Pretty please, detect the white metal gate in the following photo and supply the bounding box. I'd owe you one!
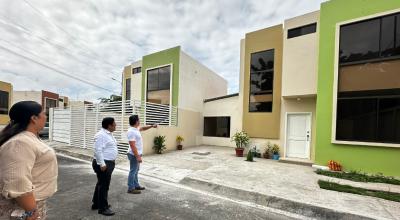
[49,100,178,154]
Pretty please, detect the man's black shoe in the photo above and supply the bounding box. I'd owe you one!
[92,204,111,210]
[135,186,145,190]
[98,208,115,216]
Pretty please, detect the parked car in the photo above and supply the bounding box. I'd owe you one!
[39,122,49,138]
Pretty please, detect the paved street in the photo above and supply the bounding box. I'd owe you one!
[47,156,298,220]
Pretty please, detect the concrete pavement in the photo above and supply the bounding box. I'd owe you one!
[48,155,301,220]
[49,142,400,220]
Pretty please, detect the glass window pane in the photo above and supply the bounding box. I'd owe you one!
[395,15,400,55]
[251,50,274,72]
[381,15,396,57]
[147,69,158,91]
[125,78,131,100]
[378,97,400,143]
[203,117,230,137]
[0,91,9,114]
[336,98,377,142]
[158,66,171,90]
[249,102,272,112]
[339,19,380,63]
[288,23,317,39]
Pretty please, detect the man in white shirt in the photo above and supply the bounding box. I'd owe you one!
[92,117,117,216]
[126,115,157,194]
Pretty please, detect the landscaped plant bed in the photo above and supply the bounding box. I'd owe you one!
[316,169,400,185]
[318,180,400,203]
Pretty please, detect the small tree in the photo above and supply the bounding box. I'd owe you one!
[153,136,166,154]
[246,148,254,162]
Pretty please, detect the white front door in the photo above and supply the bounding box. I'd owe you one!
[286,113,311,159]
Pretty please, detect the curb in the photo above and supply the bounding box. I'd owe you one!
[180,177,375,220]
[55,148,93,162]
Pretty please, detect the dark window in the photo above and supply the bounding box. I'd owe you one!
[147,66,171,92]
[0,90,9,114]
[336,13,400,144]
[203,117,230,138]
[287,23,317,39]
[125,78,131,100]
[340,12,400,63]
[133,67,142,74]
[249,49,274,112]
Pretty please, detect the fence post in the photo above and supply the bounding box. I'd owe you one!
[95,104,99,132]
[169,105,172,126]
[121,100,125,136]
[49,108,54,141]
[144,101,147,125]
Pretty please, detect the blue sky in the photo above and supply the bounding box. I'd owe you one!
[0,0,326,101]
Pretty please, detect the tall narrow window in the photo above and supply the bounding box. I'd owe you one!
[146,65,171,105]
[125,78,131,100]
[249,49,274,112]
[0,90,9,114]
[336,12,400,144]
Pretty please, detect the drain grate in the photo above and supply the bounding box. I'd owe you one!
[192,152,211,156]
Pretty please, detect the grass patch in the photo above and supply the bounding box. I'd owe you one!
[318,180,400,202]
[316,169,400,185]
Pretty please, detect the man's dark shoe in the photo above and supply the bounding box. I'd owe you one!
[98,208,115,216]
[92,204,111,210]
[127,189,141,194]
[135,186,145,190]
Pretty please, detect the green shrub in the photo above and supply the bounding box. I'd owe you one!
[153,135,166,154]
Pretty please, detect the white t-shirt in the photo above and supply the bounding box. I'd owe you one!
[127,127,143,155]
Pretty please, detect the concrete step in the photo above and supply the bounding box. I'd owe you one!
[279,158,313,167]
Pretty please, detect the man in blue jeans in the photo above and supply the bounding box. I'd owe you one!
[126,115,157,194]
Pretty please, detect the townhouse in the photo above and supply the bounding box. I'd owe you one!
[0,81,12,129]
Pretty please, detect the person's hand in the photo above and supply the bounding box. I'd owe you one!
[100,165,107,172]
[152,124,158,128]
[136,155,143,163]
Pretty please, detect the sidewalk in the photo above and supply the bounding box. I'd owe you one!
[49,142,400,220]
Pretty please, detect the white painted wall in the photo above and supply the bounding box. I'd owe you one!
[202,95,242,147]
[178,51,227,112]
[13,91,41,104]
[282,11,319,97]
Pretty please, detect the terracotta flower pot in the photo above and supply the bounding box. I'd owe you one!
[235,148,244,157]
[177,145,183,150]
[263,153,269,159]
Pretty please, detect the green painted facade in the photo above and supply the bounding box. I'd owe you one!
[315,0,400,177]
[141,46,180,107]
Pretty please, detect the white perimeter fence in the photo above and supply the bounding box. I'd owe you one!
[49,100,178,154]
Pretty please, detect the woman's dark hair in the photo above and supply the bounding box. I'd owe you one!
[0,101,43,146]
[129,115,139,126]
[102,117,115,129]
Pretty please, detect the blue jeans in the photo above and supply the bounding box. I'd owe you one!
[127,153,140,190]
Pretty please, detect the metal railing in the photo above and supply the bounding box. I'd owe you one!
[50,100,178,154]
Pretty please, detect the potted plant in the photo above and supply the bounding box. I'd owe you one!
[231,131,250,157]
[153,135,166,154]
[176,135,184,150]
[263,142,272,159]
[252,146,261,158]
[271,144,280,160]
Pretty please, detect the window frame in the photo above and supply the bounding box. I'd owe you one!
[132,67,142,74]
[125,78,131,100]
[249,49,275,113]
[145,64,173,105]
[203,116,231,138]
[331,8,400,148]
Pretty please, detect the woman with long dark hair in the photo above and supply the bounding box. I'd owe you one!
[0,101,58,220]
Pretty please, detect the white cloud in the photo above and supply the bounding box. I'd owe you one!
[0,0,325,102]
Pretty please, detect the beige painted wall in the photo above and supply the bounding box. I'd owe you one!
[0,81,12,125]
[179,51,227,112]
[131,61,142,101]
[242,25,283,139]
[282,11,319,97]
[280,97,317,161]
[202,95,242,148]
[13,91,41,105]
[139,108,203,155]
